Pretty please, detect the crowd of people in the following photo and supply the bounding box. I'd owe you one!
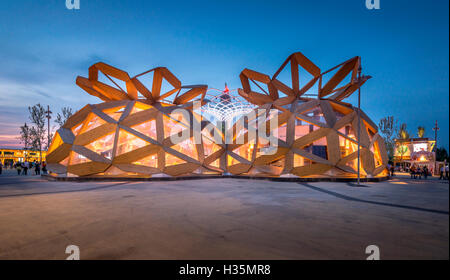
[0,160,48,176]
[409,165,430,179]
[384,162,449,181]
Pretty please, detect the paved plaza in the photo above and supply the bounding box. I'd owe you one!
[0,169,448,259]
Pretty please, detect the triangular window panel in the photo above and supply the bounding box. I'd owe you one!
[83,114,106,133]
[256,137,278,157]
[165,153,186,166]
[202,126,223,144]
[338,125,356,141]
[227,154,240,166]
[339,135,358,158]
[345,159,367,176]
[60,156,70,167]
[69,151,91,165]
[232,139,255,162]
[202,135,221,157]
[116,129,149,156]
[103,166,137,176]
[131,120,157,140]
[130,102,153,115]
[103,106,126,121]
[301,105,326,124]
[72,122,83,136]
[293,153,313,167]
[366,126,376,143]
[371,141,383,168]
[233,125,248,145]
[273,124,287,142]
[208,158,221,168]
[85,132,115,159]
[295,121,318,140]
[133,154,158,168]
[48,133,63,154]
[163,114,189,138]
[302,136,328,160]
[171,137,198,161]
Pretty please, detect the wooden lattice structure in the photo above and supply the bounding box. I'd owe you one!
[47,53,388,178]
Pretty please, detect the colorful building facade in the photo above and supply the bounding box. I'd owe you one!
[393,138,436,173]
[0,148,47,167]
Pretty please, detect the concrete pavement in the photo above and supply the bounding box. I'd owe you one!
[0,171,448,259]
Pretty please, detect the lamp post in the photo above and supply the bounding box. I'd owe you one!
[45,105,52,153]
[432,120,439,175]
[357,64,362,186]
[433,120,439,149]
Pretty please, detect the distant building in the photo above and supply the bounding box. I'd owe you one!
[0,148,47,166]
[393,138,436,173]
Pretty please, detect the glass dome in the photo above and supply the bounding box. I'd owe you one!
[201,84,255,123]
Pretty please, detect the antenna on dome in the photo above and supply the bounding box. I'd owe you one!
[224,83,229,94]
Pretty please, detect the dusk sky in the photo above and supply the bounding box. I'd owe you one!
[0,0,448,149]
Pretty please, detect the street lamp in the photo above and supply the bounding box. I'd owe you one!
[45,105,52,154]
[357,64,362,186]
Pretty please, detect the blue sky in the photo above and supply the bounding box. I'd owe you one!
[0,0,448,149]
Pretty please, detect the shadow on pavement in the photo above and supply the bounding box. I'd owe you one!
[298,182,449,215]
[0,182,130,198]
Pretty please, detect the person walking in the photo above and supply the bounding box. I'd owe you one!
[440,165,445,180]
[410,165,415,179]
[0,161,3,175]
[42,161,48,175]
[446,165,449,180]
[423,166,428,179]
[16,162,22,175]
[23,161,29,175]
[417,167,422,179]
[35,162,41,175]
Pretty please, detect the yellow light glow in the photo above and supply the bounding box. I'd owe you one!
[391,181,408,185]
[419,155,426,161]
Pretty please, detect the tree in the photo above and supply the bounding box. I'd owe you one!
[395,123,410,167]
[397,123,410,140]
[436,147,449,162]
[55,107,73,127]
[417,126,425,138]
[19,123,31,161]
[378,116,398,160]
[28,104,47,162]
[19,123,31,149]
[396,144,409,163]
